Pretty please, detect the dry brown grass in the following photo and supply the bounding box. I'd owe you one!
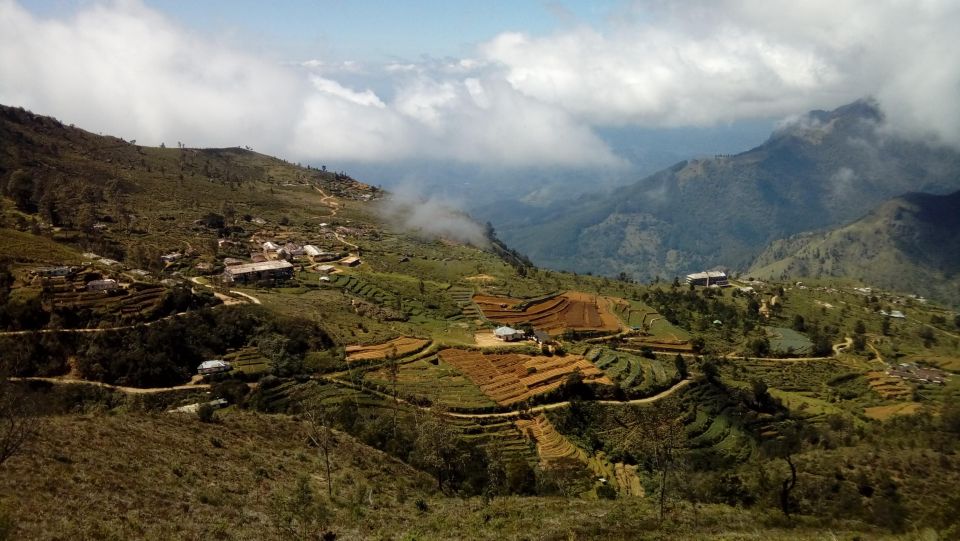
[0,411,434,540]
[863,402,922,420]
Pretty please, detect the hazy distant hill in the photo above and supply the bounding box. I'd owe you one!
[750,190,960,305]
[496,100,960,282]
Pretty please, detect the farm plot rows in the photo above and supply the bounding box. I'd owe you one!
[515,414,612,487]
[515,414,586,465]
[681,384,762,463]
[51,286,167,317]
[438,349,612,405]
[865,371,913,400]
[222,347,270,376]
[448,286,481,321]
[588,348,679,393]
[363,354,497,409]
[730,358,853,394]
[263,380,536,464]
[328,273,397,305]
[346,337,431,362]
[473,291,621,336]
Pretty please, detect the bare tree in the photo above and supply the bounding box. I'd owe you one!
[0,374,40,468]
[609,399,687,523]
[302,398,337,499]
[387,345,400,438]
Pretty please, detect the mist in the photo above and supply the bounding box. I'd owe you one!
[377,185,490,248]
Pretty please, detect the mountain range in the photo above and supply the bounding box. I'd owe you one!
[491,100,960,290]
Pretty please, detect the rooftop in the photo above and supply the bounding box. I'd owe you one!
[224,260,293,275]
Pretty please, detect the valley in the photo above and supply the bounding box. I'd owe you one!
[0,105,959,540]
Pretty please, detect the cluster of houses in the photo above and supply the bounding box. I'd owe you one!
[30,266,123,293]
[887,362,948,385]
[220,239,361,284]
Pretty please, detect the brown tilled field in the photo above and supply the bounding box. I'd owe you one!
[346,337,431,362]
[515,414,585,465]
[473,291,621,336]
[437,348,611,405]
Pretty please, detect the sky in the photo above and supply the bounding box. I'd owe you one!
[2,0,960,170]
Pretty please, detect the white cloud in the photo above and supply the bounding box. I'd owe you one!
[0,0,620,167]
[1,0,959,170]
[480,0,960,146]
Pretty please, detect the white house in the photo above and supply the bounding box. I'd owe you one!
[494,326,525,342]
[198,359,232,375]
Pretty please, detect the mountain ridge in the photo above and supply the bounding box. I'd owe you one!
[494,99,960,283]
[749,189,960,306]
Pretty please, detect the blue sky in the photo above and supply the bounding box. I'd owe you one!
[25,0,619,61]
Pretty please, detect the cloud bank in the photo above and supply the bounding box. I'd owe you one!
[1,0,959,169]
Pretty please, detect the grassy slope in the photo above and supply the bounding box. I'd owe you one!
[0,411,897,541]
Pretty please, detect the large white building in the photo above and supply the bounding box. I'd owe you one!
[222,260,293,284]
[685,271,729,287]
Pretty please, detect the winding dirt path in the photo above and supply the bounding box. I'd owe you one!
[319,373,693,420]
[313,185,359,253]
[11,376,211,394]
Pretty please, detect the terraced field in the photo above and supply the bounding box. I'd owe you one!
[587,347,679,393]
[613,462,644,497]
[363,354,497,409]
[448,286,481,321]
[261,380,536,464]
[473,291,621,336]
[515,415,612,488]
[865,371,913,400]
[328,273,398,305]
[222,347,270,376]
[728,358,853,393]
[515,414,586,465]
[49,284,168,320]
[678,384,769,464]
[438,349,612,405]
[346,337,431,362]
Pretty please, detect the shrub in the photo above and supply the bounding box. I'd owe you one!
[597,483,617,500]
[197,403,216,423]
[414,498,429,513]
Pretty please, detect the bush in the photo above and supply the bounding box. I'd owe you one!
[197,403,216,423]
[212,380,250,404]
[597,483,617,500]
[414,498,429,513]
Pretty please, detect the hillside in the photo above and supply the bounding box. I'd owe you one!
[494,99,960,282]
[749,190,960,306]
[2,104,960,540]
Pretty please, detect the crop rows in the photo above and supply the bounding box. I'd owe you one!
[329,274,395,304]
[473,291,621,335]
[346,337,431,362]
[438,348,611,405]
[586,347,678,393]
